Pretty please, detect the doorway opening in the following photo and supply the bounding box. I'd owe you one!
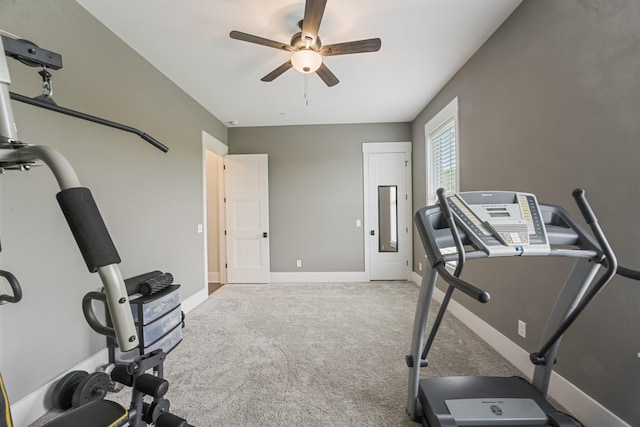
[203,131,228,294]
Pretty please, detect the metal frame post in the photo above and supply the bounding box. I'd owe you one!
[0,37,18,143]
[406,267,438,421]
[531,259,600,395]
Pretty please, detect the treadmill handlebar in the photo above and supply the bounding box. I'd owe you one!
[572,188,598,225]
[572,189,617,269]
[436,188,466,277]
[573,189,640,280]
[598,257,640,280]
[435,263,490,303]
[533,189,618,362]
[436,188,453,220]
[617,265,640,280]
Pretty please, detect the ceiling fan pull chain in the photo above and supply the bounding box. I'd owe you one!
[304,74,309,106]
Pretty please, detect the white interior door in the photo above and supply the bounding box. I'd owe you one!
[224,154,270,283]
[365,145,412,280]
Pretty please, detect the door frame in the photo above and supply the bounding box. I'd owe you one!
[202,130,228,286]
[362,142,413,281]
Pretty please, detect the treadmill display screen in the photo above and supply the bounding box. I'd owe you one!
[489,212,511,218]
[446,191,550,257]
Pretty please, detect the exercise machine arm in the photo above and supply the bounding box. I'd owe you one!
[0,144,139,351]
[8,92,168,153]
[434,264,490,303]
[0,270,21,304]
[1,35,167,153]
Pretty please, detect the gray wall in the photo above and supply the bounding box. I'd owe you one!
[412,1,639,424]
[229,124,411,273]
[0,0,226,402]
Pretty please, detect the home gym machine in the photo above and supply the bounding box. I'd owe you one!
[0,33,191,426]
[406,188,639,426]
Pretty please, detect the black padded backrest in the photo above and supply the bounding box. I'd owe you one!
[56,187,121,272]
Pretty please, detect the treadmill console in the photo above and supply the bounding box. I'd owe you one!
[446,191,550,257]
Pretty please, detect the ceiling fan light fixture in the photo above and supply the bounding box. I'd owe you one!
[291,49,322,74]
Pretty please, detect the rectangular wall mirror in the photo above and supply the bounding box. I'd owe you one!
[378,185,398,252]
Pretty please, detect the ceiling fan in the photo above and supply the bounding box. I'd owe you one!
[230,0,381,87]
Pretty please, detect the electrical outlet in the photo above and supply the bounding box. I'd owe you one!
[518,320,526,338]
[296,259,302,268]
[419,262,422,271]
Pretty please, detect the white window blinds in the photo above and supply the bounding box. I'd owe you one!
[427,117,457,205]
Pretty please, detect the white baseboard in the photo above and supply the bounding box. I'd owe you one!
[11,349,110,427]
[409,271,630,427]
[182,286,209,314]
[208,271,220,283]
[270,271,368,283]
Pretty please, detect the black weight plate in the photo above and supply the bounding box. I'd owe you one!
[51,370,89,410]
[71,372,110,408]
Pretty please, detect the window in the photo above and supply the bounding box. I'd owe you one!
[425,97,459,205]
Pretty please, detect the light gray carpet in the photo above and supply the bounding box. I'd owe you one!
[31,281,525,426]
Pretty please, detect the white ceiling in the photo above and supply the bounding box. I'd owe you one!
[76,0,522,128]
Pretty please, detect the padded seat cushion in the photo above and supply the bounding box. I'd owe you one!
[44,400,127,427]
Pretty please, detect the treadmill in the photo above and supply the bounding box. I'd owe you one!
[406,188,638,426]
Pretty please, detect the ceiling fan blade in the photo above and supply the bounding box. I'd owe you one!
[302,0,327,43]
[261,60,294,82]
[320,38,382,56]
[315,63,339,87]
[230,30,293,52]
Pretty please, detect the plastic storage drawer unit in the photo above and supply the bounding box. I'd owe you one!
[131,285,181,325]
[108,285,183,363]
[114,322,183,363]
